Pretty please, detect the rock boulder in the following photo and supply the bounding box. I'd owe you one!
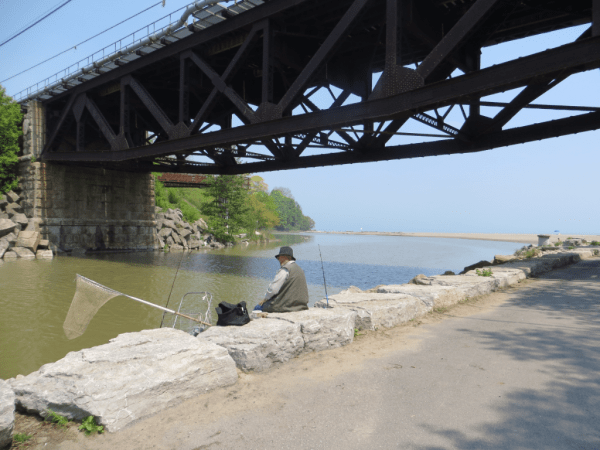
[315,292,429,330]
[266,308,358,352]
[10,328,237,432]
[36,250,54,259]
[198,319,304,372]
[0,380,15,449]
[16,231,40,253]
[0,219,16,238]
[12,247,36,259]
[5,191,20,204]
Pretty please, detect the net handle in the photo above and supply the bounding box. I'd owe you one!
[77,275,212,328]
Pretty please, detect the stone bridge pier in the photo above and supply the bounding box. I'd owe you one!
[18,101,157,252]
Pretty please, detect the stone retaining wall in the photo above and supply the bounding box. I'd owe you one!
[2,248,598,439]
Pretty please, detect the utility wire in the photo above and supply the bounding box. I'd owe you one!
[0,0,75,49]
[1,1,163,84]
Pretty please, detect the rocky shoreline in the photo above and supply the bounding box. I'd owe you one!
[1,243,599,444]
[0,190,53,261]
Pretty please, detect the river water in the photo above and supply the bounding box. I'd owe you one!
[0,233,520,379]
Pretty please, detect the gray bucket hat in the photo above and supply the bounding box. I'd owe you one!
[275,246,296,261]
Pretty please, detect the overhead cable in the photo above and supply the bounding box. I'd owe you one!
[0,0,75,49]
[1,1,163,84]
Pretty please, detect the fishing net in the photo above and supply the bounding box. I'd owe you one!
[64,274,212,340]
[63,275,122,340]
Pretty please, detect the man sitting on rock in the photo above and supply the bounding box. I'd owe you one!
[255,246,309,313]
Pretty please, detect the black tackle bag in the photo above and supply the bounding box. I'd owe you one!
[216,301,250,326]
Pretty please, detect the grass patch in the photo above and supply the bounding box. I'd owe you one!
[591,241,600,246]
[554,242,562,247]
[353,328,364,338]
[13,432,33,443]
[568,246,575,250]
[45,410,69,429]
[476,268,493,277]
[79,416,104,436]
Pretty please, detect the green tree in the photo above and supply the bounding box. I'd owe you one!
[270,189,315,231]
[0,85,22,194]
[201,175,250,242]
[248,191,280,231]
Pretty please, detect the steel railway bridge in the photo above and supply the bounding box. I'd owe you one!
[23,0,600,175]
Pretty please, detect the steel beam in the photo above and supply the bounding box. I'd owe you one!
[144,111,600,174]
[45,0,313,105]
[417,0,502,80]
[595,0,600,37]
[277,0,373,115]
[41,36,600,163]
[42,93,76,155]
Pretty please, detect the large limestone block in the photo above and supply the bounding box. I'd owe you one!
[494,254,518,264]
[198,319,304,372]
[0,195,7,209]
[195,218,208,230]
[266,308,358,352]
[2,251,17,260]
[411,275,498,299]
[501,253,581,277]
[376,284,463,308]
[10,329,237,433]
[5,191,20,204]
[163,218,177,229]
[16,230,40,253]
[12,213,28,228]
[0,380,15,449]
[158,227,172,238]
[315,292,429,330]
[172,232,182,245]
[12,247,36,259]
[38,239,49,249]
[179,228,192,239]
[0,219,16,237]
[36,250,54,259]
[5,203,23,216]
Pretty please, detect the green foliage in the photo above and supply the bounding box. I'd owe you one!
[476,268,493,277]
[201,175,251,242]
[354,328,364,337]
[591,241,600,246]
[79,416,104,435]
[0,85,22,194]
[554,241,562,247]
[568,246,575,250]
[247,191,279,231]
[153,174,204,223]
[270,189,315,231]
[13,433,33,443]
[46,409,69,428]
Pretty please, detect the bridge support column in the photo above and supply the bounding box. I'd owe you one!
[18,102,157,253]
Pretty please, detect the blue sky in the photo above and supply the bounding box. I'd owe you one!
[1,1,598,234]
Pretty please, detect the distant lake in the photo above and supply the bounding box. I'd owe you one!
[0,233,520,379]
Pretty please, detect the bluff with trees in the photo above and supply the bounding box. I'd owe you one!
[154,174,313,243]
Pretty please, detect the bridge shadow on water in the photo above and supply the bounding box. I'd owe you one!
[420,260,600,449]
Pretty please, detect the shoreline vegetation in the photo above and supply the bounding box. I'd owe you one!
[305,231,600,245]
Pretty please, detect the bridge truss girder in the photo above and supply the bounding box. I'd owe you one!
[39,0,600,174]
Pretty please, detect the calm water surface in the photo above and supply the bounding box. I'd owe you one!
[0,233,520,379]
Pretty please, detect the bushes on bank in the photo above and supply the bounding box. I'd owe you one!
[0,85,22,194]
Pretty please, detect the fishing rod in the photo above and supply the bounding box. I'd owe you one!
[318,245,329,308]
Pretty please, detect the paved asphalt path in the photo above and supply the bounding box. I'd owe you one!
[62,259,600,450]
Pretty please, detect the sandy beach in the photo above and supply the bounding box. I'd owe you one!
[307,231,600,245]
